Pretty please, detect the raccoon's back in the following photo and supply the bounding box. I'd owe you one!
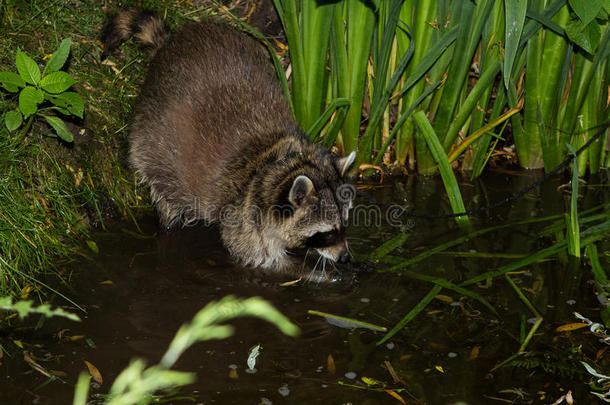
[129,21,298,223]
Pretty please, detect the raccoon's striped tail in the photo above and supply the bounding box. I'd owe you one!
[101,9,170,57]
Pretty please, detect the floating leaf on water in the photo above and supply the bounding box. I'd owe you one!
[327,354,336,375]
[435,365,444,373]
[278,384,290,397]
[469,346,480,360]
[279,277,302,287]
[13,340,23,349]
[308,310,387,332]
[581,361,610,381]
[99,280,113,285]
[344,371,357,379]
[596,347,608,361]
[385,389,406,404]
[84,360,103,385]
[69,335,85,341]
[228,368,238,379]
[556,323,588,332]
[86,240,99,254]
[361,376,384,386]
[247,345,261,371]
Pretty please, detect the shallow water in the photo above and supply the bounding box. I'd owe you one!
[2,170,609,404]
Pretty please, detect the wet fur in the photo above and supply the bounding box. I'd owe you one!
[103,10,354,272]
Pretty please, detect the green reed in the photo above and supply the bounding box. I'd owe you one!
[271,0,609,176]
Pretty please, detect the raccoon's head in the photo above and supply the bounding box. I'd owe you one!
[282,151,356,264]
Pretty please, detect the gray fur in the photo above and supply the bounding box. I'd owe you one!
[106,12,355,271]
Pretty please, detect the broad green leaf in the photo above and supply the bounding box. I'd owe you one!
[569,0,602,26]
[15,51,41,85]
[40,71,76,94]
[0,71,25,92]
[42,115,74,142]
[43,37,71,74]
[19,86,40,117]
[47,91,84,118]
[0,296,80,322]
[4,110,23,131]
[565,19,602,54]
[503,0,527,88]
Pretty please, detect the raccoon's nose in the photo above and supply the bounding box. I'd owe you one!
[338,250,350,263]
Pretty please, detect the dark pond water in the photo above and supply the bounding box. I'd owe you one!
[2,170,609,405]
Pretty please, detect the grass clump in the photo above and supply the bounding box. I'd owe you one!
[0,0,272,299]
[0,0,153,298]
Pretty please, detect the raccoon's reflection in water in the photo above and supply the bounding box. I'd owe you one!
[155,222,353,285]
[90,218,363,362]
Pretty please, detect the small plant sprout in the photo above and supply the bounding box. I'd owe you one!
[0,38,84,142]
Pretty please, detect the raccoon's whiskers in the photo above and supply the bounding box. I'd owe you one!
[305,255,325,284]
[302,248,313,270]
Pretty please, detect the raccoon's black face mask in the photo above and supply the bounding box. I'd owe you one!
[285,151,356,264]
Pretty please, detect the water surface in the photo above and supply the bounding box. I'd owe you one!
[2,171,609,404]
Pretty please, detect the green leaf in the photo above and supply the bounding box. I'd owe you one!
[40,72,76,94]
[19,86,40,117]
[47,91,84,118]
[43,37,71,75]
[503,0,527,88]
[413,111,470,227]
[0,71,25,92]
[42,115,74,142]
[565,18,602,54]
[4,110,23,131]
[569,0,602,26]
[369,233,410,260]
[40,71,76,94]
[0,296,80,322]
[15,51,41,85]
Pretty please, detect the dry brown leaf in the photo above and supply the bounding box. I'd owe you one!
[469,345,480,360]
[435,294,453,303]
[327,354,336,375]
[84,360,103,385]
[279,277,302,287]
[384,389,406,404]
[24,351,52,378]
[596,346,608,361]
[556,323,588,332]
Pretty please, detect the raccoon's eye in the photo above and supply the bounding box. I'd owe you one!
[305,230,341,248]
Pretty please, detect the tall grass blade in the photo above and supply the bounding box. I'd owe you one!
[433,0,494,142]
[503,0,527,89]
[339,0,376,154]
[565,143,580,257]
[305,98,350,141]
[413,111,470,227]
[374,79,442,165]
[377,284,442,345]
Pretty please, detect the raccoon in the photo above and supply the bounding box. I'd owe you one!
[102,9,356,273]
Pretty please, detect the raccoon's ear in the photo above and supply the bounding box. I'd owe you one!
[335,151,356,176]
[289,175,315,207]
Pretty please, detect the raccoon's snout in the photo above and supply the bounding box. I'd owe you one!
[316,241,349,263]
[338,249,350,263]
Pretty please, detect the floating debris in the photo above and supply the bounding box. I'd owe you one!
[307,310,387,331]
[247,345,261,372]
